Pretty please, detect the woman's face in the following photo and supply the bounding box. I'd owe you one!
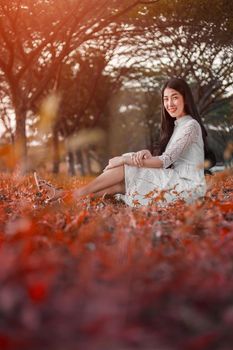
[163,87,186,119]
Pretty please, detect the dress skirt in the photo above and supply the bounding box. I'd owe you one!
[120,162,206,207]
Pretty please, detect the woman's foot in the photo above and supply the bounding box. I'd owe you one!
[34,172,64,202]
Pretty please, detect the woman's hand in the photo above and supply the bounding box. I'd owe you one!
[131,149,152,167]
[103,156,125,171]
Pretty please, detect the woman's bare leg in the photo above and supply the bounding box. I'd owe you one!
[74,166,125,197]
[92,181,125,197]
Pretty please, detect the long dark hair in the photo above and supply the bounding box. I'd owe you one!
[156,77,216,169]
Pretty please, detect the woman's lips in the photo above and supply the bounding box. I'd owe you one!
[168,109,177,112]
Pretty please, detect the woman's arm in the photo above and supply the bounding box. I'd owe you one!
[131,149,152,167]
[158,120,200,168]
[123,154,163,168]
[103,153,163,171]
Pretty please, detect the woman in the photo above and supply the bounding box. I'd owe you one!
[35,78,215,206]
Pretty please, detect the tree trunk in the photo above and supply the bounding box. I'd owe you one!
[52,129,60,174]
[67,151,76,176]
[15,110,27,172]
[81,148,91,175]
[76,150,84,176]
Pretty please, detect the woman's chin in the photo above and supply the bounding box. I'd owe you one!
[169,112,184,119]
[168,112,177,118]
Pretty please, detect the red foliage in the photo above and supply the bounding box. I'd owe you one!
[0,170,232,350]
[27,282,48,303]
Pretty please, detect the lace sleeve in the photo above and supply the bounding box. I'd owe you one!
[158,120,200,168]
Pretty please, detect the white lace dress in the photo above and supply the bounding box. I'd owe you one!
[120,115,206,207]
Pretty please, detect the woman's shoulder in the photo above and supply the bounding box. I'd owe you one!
[179,118,202,139]
[186,117,201,130]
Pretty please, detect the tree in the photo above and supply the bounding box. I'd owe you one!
[0,0,160,168]
[1,0,232,172]
[103,8,233,152]
[50,49,115,175]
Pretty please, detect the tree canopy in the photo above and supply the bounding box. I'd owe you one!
[0,0,232,171]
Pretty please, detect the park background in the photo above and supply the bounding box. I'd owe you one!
[0,1,233,350]
[0,0,232,174]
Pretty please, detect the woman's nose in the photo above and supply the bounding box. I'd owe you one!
[168,99,174,107]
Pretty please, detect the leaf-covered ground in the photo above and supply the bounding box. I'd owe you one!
[0,170,232,350]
